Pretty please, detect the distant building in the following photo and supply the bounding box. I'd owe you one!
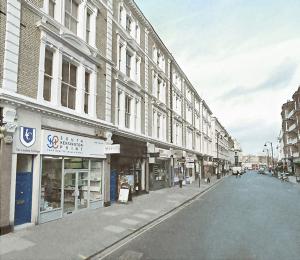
[280,87,300,175]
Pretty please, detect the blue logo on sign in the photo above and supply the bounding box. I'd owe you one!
[20,127,36,147]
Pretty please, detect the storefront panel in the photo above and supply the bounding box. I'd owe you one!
[39,156,105,223]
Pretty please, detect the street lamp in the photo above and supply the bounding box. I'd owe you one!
[217,132,227,179]
[264,142,275,176]
[262,148,270,167]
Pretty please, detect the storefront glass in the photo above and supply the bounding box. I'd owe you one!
[40,156,103,219]
[90,160,103,201]
[40,157,62,212]
[149,160,169,190]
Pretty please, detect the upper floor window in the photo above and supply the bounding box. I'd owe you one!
[117,91,121,125]
[44,49,53,101]
[61,59,77,109]
[84,72,90,114]
[126,15,132,33]
[65,0,78,34]
[86,11,91,43]
[126,51,132,77]
[157,114,161,139]
[49,0,55,18]
[119,6,123,23]
[125,95,131,128]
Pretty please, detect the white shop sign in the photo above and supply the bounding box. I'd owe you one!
[104,144,120,154]
[41,130,106,158]
[186,162,194,168]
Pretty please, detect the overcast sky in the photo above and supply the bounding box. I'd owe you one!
[135,0,300,155]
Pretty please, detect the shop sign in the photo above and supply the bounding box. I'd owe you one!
[104,144,120,154]
[149,157,155,164]
[149,152,160,158]
[158,149,171,158]
[41,130,106,158]
[186,157,195,163]
[186,162,194,168]
[20,126,36,147]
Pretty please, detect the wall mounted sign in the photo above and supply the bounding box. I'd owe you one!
[20,126,36,147]
[104,144,120,154]
[41,130,106,158]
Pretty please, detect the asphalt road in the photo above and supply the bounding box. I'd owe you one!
[104,171,300,260]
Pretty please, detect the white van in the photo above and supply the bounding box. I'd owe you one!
[232,166,242,175]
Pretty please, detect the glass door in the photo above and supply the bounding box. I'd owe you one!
[63,171,77,214]
[77,171,88,210]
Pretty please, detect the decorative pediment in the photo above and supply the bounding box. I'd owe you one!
[61,33,92,56]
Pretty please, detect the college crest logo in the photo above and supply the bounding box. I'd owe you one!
[20,126,36,147]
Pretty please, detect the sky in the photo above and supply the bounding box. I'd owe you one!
[135,0,300,155]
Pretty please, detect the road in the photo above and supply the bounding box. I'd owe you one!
[103,171,300,260]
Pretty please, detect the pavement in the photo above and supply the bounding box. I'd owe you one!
[104,171,300,260]
[0,175,223,260]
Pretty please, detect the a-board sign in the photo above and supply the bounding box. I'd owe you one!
[118,188,129,203]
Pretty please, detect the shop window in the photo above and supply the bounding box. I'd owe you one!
[64,158,89,169]
[44,48,53,101]
[90,160,103,201]
[40,157,62,212]
[84,72,90,114]
[61,59,77,109]
[65,0,78,34]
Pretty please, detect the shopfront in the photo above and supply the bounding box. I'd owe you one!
[39,130,107,223]
[148,145,171,190]
[110,135,147,201]
[185,154,197,184]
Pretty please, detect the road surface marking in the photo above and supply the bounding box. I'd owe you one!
[104,225,126,233]
[121,218,140,225]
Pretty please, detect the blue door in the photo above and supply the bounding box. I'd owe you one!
[110,170,118,202]
[15,172,33,225]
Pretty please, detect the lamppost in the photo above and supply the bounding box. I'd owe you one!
[264,142,275,176]
[262,148,270,167]
[216,132,227,179]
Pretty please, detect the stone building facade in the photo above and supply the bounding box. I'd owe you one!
[0,0,236,234]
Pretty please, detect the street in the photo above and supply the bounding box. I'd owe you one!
[103,171,300,260]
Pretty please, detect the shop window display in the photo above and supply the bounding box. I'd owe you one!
[90,160,103,201]
[40,157,62,212]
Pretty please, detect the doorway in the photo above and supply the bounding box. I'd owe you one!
[63,170,88,214]
[15,154,33,225]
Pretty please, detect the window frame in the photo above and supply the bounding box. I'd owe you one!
[61,58,77,110]
[84,71,90,114]
[64,0,79,35]
[43,48,54,102]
